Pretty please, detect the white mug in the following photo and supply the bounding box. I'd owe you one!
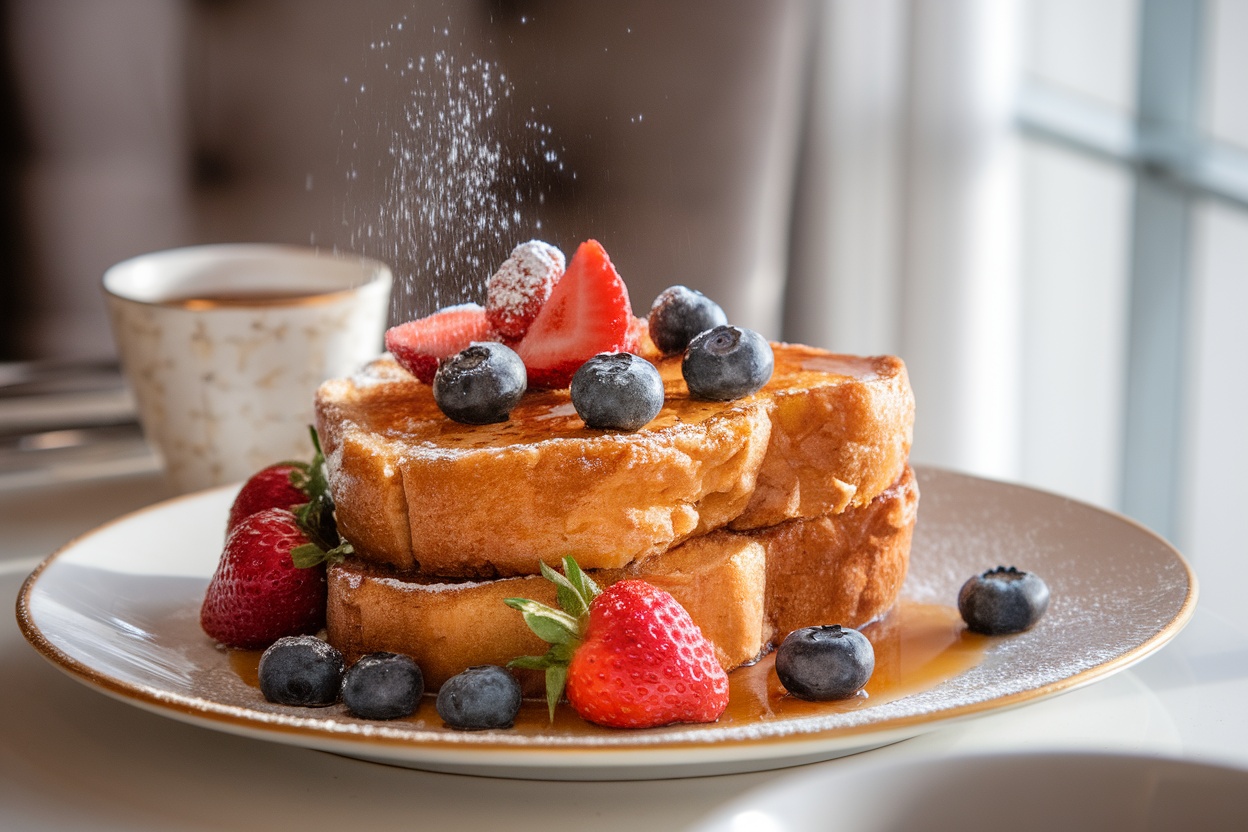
[103,244,392,493]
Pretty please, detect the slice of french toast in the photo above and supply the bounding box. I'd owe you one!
[315,343,914,577]
[327,532,766,694]
[750,463,918,641]
[325,465,917,693]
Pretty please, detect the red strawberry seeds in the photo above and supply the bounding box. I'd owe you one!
[385,303,494,384]
[200,508,328,650]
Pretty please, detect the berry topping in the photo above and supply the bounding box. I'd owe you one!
[436,665,523,730]
[569,352,665,431]
[432,341,528,424]
[226,428,337,543]
[385,303,494,384]
[258,635,345,707]
[342,652,425,720]
[682,325,774,400]
[515,240,634,389]
[507,557,730,729]
[958,566,1050,635]
[486,240,565,343]
[200,507,341,650]
[775,625,875,701]
[226,463,307,534]
[647,285,728,356]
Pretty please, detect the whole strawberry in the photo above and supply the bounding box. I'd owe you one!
[226,463,307,534]
[200,507,338,650]
[226,427,342,548]
[507,558,729,728]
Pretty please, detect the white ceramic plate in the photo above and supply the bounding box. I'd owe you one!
[689,751,1248,831]
[16,467,1196,780]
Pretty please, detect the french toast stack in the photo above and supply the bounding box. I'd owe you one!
[315,341,918,692]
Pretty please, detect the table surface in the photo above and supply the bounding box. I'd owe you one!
[4,470,1247,830]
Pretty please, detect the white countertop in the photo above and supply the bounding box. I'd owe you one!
[4,471,1247,829]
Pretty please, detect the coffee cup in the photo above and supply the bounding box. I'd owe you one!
[103,244,392,493]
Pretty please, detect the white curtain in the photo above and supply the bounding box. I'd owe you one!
[787,0,1024,482]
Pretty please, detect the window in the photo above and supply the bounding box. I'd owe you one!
[1018,0,1248,601]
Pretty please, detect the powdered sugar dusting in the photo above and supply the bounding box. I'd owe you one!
[367,574,489,593]
[337,16,571,321]
[486,240,565,338]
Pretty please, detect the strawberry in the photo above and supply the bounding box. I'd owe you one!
[385,303,494,384]
[486,240,565,344]
[205,429,350,649]
[226,463,308,534]
[506,557,730,728]
[200,508,339,650]
[226,428,339,544]
[515,240,633,389]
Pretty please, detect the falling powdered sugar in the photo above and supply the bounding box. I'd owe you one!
[338,17,570,321]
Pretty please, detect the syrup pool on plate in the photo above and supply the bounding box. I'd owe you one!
[228,600,989,736]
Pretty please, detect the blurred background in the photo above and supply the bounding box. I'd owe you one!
[0,0,1243,601]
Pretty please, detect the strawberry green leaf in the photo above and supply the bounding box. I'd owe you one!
[322,541,353,563]
[503,598,579,644]
[507,654,554,671]
[504,555,597,722]
[544,665,568,721]
[540,560,592,619]
[290,542,329,569]
[562,555,601,602]
[290,426,342,553]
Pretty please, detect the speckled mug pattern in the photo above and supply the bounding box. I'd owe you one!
[104,245,392,493]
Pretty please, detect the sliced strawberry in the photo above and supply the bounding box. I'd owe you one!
[385,303,494,384]
[486,240,565,344]
[515,240,633,388]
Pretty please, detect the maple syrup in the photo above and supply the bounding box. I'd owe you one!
[228,601,988,737]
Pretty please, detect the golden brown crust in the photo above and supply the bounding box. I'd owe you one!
[318,358,772,576]
[324,466,918,692]
[326,532,767,693]
[729,348,915,529]
[316,344,914,577]
[750,464,919,644]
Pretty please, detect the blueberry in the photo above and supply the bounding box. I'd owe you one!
[958,566,1050,635]
[341,652,425,720]
[258,635,344,707]
[433,341,527,424]
[648,285,728,355]
[682,325,774,400]
[436,665,523,730]
[775,625,875,701]
[569,352,665,431]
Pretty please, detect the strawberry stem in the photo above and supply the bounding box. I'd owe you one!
[504,555,600,721]
[291,426,342,555]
